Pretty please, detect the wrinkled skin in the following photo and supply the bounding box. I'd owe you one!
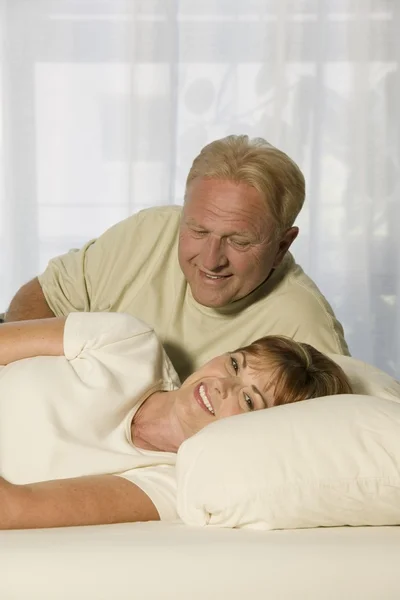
[178,177,298,308]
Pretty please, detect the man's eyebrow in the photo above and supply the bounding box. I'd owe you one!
[185,217,203,227]
[239,351,267,408]
[185,219,252,239]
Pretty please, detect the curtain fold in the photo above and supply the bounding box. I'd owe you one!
[0,0,398,376]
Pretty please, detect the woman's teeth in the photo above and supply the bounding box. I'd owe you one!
[199,384,215,415]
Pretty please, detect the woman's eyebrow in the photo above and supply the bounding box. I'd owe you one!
[251,385,267,409]
[239,352,267,408]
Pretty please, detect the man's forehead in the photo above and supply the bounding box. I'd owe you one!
[183,205,273,238]
[186,177,263,200]
[183,178,275,235]
[185,178,271,214]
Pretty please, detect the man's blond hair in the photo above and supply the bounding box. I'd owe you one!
[186,134,305,232]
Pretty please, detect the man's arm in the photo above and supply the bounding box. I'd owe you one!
[0,475,159,530]
[5,277,56,322]
[0,316,65,364]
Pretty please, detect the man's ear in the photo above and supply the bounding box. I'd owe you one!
[273,227,299,268]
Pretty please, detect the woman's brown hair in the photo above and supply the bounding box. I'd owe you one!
[236,335,352,406]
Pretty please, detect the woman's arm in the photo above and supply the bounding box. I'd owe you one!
[0,317,66,365]
[0,475,160,530]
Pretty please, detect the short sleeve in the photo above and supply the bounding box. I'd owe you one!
[281,292,349,356]
[62,312,181,392]
[38,239,95,315]
[38,211,146,317]
[115,465,179,522]
[63,312,156,360]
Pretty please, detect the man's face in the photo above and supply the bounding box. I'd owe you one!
[178,177,294,308]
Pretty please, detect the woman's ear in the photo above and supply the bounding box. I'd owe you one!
[273,227,299,268]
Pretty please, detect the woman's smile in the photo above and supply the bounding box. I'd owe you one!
[194,382,215,416]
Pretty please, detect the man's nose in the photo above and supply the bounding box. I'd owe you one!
[200,236,228,271]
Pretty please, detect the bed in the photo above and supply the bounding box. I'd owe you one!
[1,355,400,598]
[2,521,400,599]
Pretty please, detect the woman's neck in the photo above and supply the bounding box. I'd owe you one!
[131,390,184,453]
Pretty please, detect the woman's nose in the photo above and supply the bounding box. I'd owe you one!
[217,376,236,399]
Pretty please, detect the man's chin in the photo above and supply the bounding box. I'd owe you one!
[189,286,235,308]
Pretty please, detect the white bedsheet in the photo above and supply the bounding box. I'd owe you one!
[1,522,400,599]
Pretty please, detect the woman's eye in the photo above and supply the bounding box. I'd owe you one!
[244,393,254,411]
[230,356,239,374]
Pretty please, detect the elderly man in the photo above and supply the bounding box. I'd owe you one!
[5,135,349,380]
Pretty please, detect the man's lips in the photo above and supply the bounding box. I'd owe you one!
[198,269,232,281]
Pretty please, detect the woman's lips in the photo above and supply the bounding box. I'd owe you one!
[194,383,215,416]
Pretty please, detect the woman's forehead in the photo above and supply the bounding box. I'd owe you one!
[242,356,277,401]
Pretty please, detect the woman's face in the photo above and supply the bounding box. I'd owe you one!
[173,350,275,440]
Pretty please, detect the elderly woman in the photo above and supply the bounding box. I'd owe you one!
[0,312,351,530]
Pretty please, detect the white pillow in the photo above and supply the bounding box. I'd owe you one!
[176,358,400,530]
[328,353,400,401]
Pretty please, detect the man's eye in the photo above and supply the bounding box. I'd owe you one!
[230,356,239,374]
[191,229,207,236]
[230,238,250,248]
[244,393,254,411]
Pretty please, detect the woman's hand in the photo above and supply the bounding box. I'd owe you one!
[0,317,66,365]
[0,475,160,530]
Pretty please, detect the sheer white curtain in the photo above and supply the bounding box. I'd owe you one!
[0,0,399,376]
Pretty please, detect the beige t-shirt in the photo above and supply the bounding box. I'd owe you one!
[0,312,180,521]
[39,206,349,381]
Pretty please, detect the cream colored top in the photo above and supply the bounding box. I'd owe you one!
[0,312,180,521]
[39,206,349,381]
